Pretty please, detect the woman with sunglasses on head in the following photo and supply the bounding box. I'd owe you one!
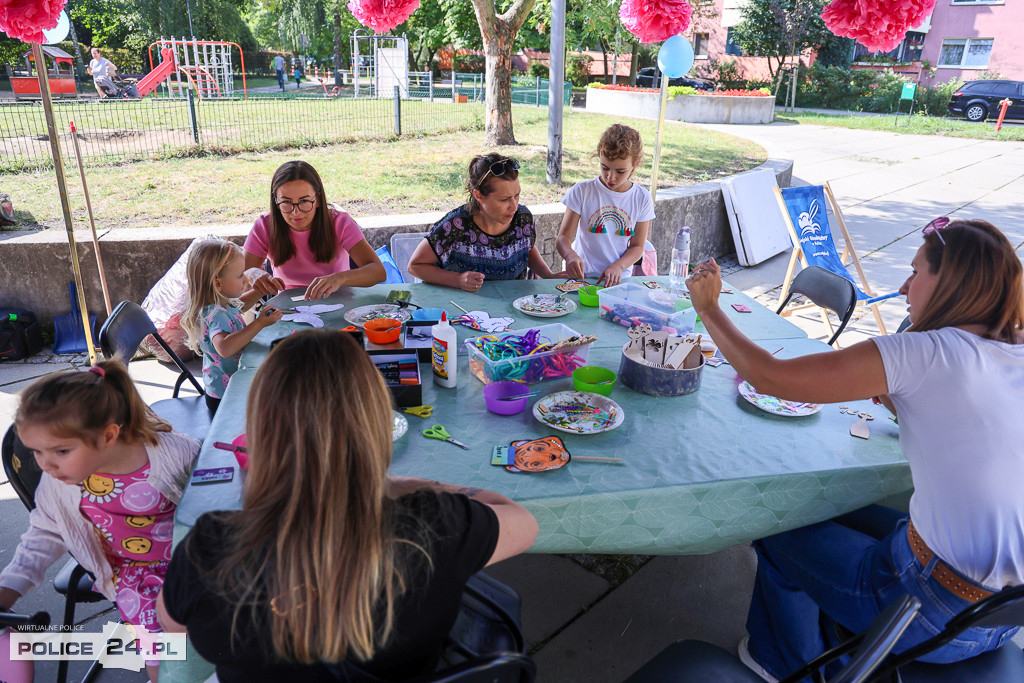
[407,154,563,291]
[244,161,386,301]
[686,219,1024,682]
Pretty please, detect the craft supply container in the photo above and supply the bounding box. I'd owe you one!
[368,350,422,406]
[597,283,698,334]
[618,343,705,397]
[466,323,593,385]
[483,380,531,415]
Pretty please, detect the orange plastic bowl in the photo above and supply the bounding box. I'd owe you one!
[364,318,402,344]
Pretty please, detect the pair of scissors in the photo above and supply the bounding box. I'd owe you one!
[422,424,469,450]
[403,405,433,418]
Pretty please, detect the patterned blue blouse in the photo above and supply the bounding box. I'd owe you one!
[425,205,536,280]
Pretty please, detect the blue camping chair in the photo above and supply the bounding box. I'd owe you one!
[774,183,897,336]
[375,245,406,284]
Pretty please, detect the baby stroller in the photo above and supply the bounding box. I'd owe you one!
[95,74,141,98]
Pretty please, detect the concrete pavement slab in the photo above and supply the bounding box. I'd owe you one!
[484,554,610,648]
[532,546,756,683]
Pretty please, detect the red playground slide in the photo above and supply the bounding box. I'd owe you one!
[135,47,176,98]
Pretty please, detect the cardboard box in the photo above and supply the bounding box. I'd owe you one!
[368,350,422,407]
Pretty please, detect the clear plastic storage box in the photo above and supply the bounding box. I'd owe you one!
[597,282,698,334]
[465,323,593,385]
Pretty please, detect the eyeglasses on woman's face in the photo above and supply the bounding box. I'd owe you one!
[275,198,316,214]
[476,158,520,188]
[923,216,950,245]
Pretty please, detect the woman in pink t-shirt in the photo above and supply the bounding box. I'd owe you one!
[244,161,385,301]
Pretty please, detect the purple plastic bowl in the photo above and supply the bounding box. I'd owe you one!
[483,380,530,415]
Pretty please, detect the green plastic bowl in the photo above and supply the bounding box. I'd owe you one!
[573,366,616,396]
[578,285,604,307]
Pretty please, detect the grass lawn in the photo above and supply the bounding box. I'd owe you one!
[776,111,1024,141]
[7,107,765,230]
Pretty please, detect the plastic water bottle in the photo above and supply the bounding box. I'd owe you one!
[669,226,691,298]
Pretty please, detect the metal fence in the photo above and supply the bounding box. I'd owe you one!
[0,89,489,172]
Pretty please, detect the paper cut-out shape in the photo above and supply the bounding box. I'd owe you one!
[452,311,515,333]
[280,303,346,328]
[506,437,572,473]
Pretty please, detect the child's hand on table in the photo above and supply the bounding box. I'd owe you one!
[597,266,623,288]
[256,306,284,327]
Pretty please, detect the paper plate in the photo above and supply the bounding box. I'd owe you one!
[344,304,412,326]
[738,381,822,417]
[513,294,577,318]
[392,411,408,441]
[533,391,624,435]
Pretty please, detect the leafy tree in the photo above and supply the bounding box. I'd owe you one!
[731,0,833,80]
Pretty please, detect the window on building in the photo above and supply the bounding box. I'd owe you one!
[938,38,994,68]
[694,33,710,58]
[725,28,746,56]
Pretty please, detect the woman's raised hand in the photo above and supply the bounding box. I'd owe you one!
[247,268,286,297]
[458,271,485,292]
[686,258,722,313]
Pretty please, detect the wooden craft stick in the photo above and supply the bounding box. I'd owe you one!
[573,456,623,463]
[450,300,470,314]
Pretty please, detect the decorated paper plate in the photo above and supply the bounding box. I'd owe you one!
[738,381,822,417]
[344,304,412,326]
[392,411,408,441]
[533,391,624,435]
[513,294,577,318]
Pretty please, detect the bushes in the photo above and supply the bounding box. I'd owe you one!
[528,62,549,78]
[566,53,593,88]
[795,64,960,116]
[453,53,484,73]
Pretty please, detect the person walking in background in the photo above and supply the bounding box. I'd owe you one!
[273,54,285,90]
[88,47,117,98]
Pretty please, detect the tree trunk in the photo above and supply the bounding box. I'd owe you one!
[629,42,639,86]
[599,38,610,84]
[470,0,537,147]
[482,22,516,146]
[332,8,344,86]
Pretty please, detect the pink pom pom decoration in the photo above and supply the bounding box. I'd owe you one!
[347,0,421,35]
[822,0,936,53]
[0,0,66,44]
[619,0,693,44]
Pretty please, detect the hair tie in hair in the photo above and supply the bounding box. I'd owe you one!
[88,366,106,379]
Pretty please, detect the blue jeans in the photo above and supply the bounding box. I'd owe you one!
[746,505,1018,681]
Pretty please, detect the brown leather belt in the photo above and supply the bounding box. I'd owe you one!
[907,520,994,603]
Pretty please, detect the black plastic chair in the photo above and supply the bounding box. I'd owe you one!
[2,425,106,683]
[98,300,211,442]
[868,584,1024,682]
[776,266,858,347]
[623,594,921,683]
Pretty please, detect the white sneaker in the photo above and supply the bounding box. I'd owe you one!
[738,636,779,683]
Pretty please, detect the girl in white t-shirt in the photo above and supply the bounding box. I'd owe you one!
[686,219,1024,681]
[556,124,655,287]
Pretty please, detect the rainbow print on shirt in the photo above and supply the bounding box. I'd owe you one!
[587,205,633,237]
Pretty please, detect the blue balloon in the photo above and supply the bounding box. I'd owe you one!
[657,35,695,79]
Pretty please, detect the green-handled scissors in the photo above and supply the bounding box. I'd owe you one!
[422,424,469,450]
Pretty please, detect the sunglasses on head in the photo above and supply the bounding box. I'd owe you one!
[923,216,950,245]
[476,158,520,188]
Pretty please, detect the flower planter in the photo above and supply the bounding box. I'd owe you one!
[585,87,775,125]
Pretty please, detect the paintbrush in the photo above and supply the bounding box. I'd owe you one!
[572,456,624,464]
[496,391,541,401]
[450,300,470,314]
[213,441,247,454]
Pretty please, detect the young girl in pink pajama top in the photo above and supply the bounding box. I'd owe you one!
[0,360,199,682]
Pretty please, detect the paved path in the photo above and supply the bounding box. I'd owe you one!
[1,122,1023,681]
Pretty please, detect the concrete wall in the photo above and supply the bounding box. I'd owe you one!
[586,88,775,124]
[0,160,792,325]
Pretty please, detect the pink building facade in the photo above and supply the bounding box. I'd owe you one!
[919,0,1024,85]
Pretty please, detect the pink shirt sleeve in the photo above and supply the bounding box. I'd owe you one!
[333,209,366,252]
[243,215,271,259]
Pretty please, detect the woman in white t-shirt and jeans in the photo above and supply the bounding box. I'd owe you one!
[687,218,1024,681]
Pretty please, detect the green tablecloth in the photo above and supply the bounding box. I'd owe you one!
[164,277,910,681]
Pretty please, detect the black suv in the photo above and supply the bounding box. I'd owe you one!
[948,80,1024,122]
[635,67,714,91]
